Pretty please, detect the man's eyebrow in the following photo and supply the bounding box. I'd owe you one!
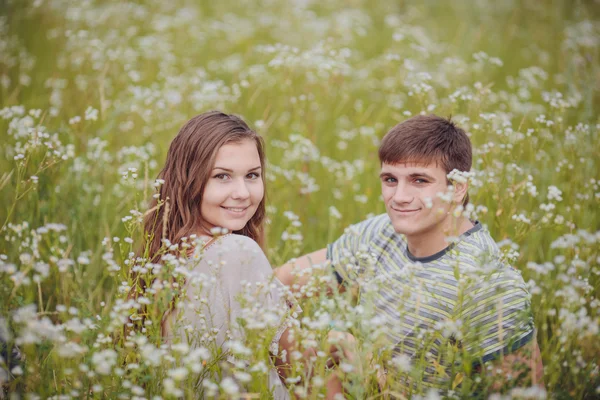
[379,171,395,178]
[213,166,262,172]
[409,172,435,180]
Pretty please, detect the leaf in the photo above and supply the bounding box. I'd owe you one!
[0,169,14,191]
[431,359,448,378]
[452,372,464,389]
[125,351,139,364]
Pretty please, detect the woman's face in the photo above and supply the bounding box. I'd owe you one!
[200,139,264,234]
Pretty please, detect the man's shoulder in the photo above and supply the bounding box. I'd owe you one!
[455,223,502,261]
[350,213,393,235]
[454,224,526,280]
[330,213,398,258]
[459,236,528,292]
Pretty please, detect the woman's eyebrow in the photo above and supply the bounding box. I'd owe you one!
[213,166,262,172]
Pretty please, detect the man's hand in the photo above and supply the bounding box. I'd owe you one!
[482,338,544,391]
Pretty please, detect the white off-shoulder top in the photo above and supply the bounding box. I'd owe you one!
[164,234,295,399]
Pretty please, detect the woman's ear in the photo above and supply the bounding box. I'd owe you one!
[453,182,468,205]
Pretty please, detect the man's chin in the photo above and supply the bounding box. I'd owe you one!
[391,223,413,235]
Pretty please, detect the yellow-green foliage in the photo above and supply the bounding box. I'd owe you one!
[0,0,599,398]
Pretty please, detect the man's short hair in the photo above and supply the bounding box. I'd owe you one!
[378,114,472,205]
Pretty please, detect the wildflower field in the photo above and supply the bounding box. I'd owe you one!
[1,0,599,398]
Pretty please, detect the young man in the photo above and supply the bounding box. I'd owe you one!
[275,115,543,393]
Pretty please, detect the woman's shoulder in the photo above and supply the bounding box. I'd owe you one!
[201,234,272,277]
[207,233,262,253]
[202,234,266,263]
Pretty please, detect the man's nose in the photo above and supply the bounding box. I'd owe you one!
[392,182,413,204]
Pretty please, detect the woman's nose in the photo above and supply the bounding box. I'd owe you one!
[231,179,250,200]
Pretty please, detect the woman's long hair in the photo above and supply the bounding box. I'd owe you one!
[126,111,266,336]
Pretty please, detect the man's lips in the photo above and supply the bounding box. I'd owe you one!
[391,207,420,214]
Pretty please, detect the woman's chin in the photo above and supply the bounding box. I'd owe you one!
[205,213,254,234]
[221,221,248,233]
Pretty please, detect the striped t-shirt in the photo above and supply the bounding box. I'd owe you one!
[327,213,534,390]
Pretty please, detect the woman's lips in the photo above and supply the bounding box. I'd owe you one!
[221,205,250,216]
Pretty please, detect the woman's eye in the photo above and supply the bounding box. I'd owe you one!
[214,173,230,181]
[247,172,261,180]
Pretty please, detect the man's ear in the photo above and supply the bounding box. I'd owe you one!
[453,182,468,205]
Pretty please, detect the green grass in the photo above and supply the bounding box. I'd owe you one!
[1,0,599,398]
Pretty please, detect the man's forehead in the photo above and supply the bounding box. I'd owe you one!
[381,161,442,172]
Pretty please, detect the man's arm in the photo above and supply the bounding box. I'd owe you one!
[481,337,544,390]
[274,248,328,292]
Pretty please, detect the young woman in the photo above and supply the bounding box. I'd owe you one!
[138,111,294,398]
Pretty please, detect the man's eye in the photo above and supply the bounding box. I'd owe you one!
[382,177,397,183]
[414,178,428,184]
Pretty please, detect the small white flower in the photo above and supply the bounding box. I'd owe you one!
[547,185,563,202]
[171,342,189,354]
[163,377,183,397]
[131,385,145,396]
[209,226,228,235]
[91,349,117,375]
[329,206,342,219]
[423,197,433,209]
[340,362,354,373]
[168,367,188,381]
[84,107,99,121]
[220,377,239,395]
[11,366,23,376]
[390,354,412,372]
[233,371,252,383]
[447,169,473,184]
[77,255,90,265]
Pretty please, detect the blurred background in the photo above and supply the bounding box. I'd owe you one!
[1,0,599,397]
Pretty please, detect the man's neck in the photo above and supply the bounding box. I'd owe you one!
[406,217,475,259]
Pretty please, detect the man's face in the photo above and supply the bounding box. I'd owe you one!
[380,162,455,239]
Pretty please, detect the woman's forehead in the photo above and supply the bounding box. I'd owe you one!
[213,140,261,168]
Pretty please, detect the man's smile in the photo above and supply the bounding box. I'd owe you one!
[390,206,421,215]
